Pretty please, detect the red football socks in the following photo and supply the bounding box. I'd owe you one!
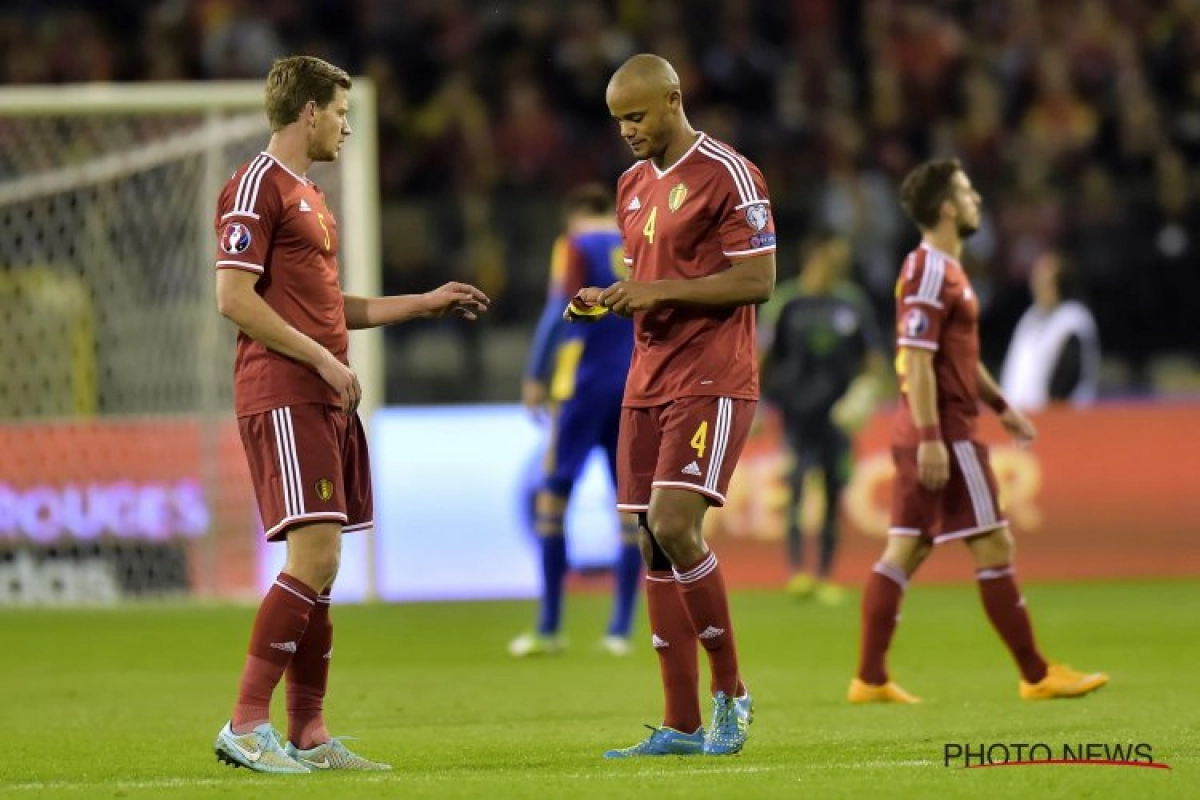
[287,591,333,749]
[857,563,907,685]
[645,570,702,732]
[231,572,318,733]
[976,565,1048,683]
[674,552,744,698]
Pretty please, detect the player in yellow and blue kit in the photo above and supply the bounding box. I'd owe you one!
[510,184,641,657]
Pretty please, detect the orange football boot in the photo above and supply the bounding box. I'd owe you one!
[1019,663,1109,700]
[847,678,922,704]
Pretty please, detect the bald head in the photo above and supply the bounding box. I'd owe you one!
[608,53,680,95]
[607,53,692,164]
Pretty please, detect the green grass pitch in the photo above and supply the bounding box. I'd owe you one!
[2,580,1196,798]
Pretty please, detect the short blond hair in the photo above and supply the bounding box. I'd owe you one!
[264,56,352,131]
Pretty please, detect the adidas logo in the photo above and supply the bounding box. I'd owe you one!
[682,461,702,477]
[651,634,669,650]
[698,626,726,640]
[299,198,312,212]
[324,648,333,660]
[269,640,298,653]
[626,196,641,211]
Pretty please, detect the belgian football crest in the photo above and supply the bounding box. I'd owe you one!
[315,478,334,502]
[668,182,688,212]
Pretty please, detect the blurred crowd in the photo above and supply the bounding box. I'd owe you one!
[3,0,1199,399]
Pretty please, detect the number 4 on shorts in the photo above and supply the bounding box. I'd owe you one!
[690,421,708,459]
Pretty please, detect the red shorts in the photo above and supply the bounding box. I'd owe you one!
[890,440,1006,544]
[616,396,755,511]
[237,404,373,541]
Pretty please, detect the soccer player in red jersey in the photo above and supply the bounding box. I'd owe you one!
[211,56,488,773]
[848,158,1108,704]
[572,54,775,757]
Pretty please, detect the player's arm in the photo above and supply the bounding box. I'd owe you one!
[905,347,950,490]
[979,363,1036,444]
[216,269,360,413]
[599,254,774,315]
[653,253,775,307]
[526,238,578,417]
[523,306,565,420]
[343,283,490,329]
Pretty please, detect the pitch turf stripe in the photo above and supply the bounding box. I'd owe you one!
[704,397,732,494]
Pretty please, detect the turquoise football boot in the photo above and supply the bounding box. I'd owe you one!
[603,724,705,758]
[702,690,753,755]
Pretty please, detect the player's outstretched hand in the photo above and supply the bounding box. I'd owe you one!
[425,282,491,320]
[999,406,1037,447]
[564,287,609,322]
[599,280,663,316]
[317,351,361,415]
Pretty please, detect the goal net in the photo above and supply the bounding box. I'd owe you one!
[0,81,380,605]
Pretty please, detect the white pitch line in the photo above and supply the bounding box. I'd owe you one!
[2,760,934,792]
[3,775,399,792]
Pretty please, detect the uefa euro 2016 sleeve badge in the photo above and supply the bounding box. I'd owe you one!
[220,222,252,254]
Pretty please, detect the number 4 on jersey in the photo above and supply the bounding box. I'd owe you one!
[642,206,657,244]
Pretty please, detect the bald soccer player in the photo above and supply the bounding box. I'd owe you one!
[570,54,775,758]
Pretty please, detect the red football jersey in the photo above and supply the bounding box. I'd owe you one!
[616,133,776,406]
[892,242,982,444]
[213,153,347,416]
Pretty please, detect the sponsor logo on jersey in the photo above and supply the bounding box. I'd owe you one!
[749,232,776,249]
[744,202,770,231]
[220,222,252,254]
[903,308,929,337]
[316,478,334,501]
[668,182,688,212]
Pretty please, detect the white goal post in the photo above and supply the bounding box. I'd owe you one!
[0,80,380,603]
[0,80,382,418]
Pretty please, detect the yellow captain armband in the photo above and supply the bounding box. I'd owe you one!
[564,298,610,322]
